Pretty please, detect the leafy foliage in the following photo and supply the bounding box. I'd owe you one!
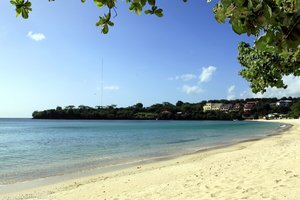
[238,42,299,93]
[10,0,165,34]
[288,99,300,118]
[214,0,300,93]
[10,0,32,18]
[9,0,300,93]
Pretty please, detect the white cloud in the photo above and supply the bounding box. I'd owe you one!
[103,85,120,91]
[177,74,196,81]
[240,75,300,98]
[199,66,216,83]
[169,74,196,81]
[181,85,203,95]
[227,85,235,100]
[171,66,217,95]
[27,31,46,41]
[228,85,235,93]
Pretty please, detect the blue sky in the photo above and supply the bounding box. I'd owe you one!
[0,0,299,118]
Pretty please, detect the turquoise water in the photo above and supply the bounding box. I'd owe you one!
[0,119,282,185]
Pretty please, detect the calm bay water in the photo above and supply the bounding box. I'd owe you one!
[0,119,282,185]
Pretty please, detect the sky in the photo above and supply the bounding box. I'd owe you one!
[0,0,300,118]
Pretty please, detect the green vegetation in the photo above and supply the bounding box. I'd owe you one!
[32,97,299,120]
[221,1,300,93]
[288,99,300,118]
[9,0,300,93]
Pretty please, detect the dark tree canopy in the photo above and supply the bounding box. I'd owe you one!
[288,99,300,118]
[32,97,299,120]
[9,0,300,93]
[214,0,300,93]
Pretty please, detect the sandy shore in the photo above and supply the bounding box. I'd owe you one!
[1,119,300,200]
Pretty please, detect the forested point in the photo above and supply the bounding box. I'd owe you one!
[32,97,300,120]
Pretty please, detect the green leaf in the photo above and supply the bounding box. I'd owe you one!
[94,0,104,8]
[129,3,134,11]
[231,19,246,34]
[221,0,232,7]
[107,0,115,9]
[16,7,21,17]
[25,1,31,6]
[144,10,151,14]
[136,9,141,15]
[10,0,16,5]
[255,36,268,50]
[141,0,146,6]
[107,21,114,26]
[21,9,29,19]
[102,24,109,34]
[148,0,155,6]
[214,4,226,23]
[265,3,272,18]
[234,0,245,7]
[155,9,163,17]
[106,12,111,20]
[247,0,253,9]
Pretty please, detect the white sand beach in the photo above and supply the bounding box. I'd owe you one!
[1,119,300,200]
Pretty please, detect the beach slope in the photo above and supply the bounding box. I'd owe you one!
[1,119,300,200]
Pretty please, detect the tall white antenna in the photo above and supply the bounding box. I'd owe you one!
[101,58,104,107]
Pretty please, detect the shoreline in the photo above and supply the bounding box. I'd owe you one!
[0,121,288,194]
[1,119,300,199]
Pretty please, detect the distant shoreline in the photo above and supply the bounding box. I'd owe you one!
[31,97,299,121]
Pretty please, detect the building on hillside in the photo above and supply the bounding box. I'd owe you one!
[203,103,223,112]
[203,103,212,112]
[220,104,233,113]
[230,103,242,112]
[211,103,223,111]
[203,103,211,112]
[276,100,293,107]
[243,101,257,112]
[161,110,172,115]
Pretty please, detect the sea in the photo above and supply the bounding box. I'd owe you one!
[0,119,286,188]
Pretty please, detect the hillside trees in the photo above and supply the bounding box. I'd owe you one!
[288,99,300,118]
